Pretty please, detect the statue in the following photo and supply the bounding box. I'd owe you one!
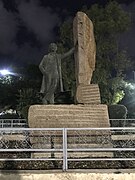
[73,11,97,104]
[73,11,96,86]
[39,43,75,104]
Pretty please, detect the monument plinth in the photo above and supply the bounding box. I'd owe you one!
[28,104,109,128]
[28,104,112,158]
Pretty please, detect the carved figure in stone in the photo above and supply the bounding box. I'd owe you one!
[39,43,75,104]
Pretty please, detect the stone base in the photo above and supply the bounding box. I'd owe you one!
[28,104,110,128]
[28,104,113,158]
[76,84,101,104]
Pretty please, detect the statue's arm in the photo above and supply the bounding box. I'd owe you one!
[61,47,75,59]
[61,41,78,59]
[39,56,46,74]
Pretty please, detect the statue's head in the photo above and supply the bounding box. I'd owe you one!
[48,43,57,52]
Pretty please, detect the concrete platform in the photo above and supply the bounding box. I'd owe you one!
[0,170,135,180]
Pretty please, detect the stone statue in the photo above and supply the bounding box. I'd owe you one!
[39,43,75,104]
[73,11,97,104]
[73,11,96,86]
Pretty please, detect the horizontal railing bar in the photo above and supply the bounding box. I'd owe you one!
[0,148,134,152]
[110,119,135,121]
[0,158,134,162]
[0,127,135,131]
[0,149,63,152]
[66,127,135,130]
[0,158,63,161]
[0,123,26,124]
[0,123,27,125]
[0,125,27,126]
[0,128,64,131]
[67,148,135,152]
[0,119,26,121]
[68,158,135,161]
[0,119,135,121]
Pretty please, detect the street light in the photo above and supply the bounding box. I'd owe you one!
[0,69,12,76]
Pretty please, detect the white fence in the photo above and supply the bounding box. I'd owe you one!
[0,119,27,128]
[0,125,135,170]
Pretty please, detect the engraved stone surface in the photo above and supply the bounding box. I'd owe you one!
[28,105,110,128]
[76,84,101,104]
[73,11,96,86]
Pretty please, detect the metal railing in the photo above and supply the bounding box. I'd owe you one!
[0,119,27,128]
[110,119,135,127]
[0,127,135,170]
[0,119,135,128]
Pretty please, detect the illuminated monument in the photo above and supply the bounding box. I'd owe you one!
[28,12,112,158]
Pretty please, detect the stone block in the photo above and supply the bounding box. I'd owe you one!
[28,105,113,158]
[76,84,101,104]
[73,11,96,86]
[28,105,110,128]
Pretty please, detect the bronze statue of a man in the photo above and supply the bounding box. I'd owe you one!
[39,43,75,104]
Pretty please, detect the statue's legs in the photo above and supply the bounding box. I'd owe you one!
[49,94,54,104]
[42,97,48,104]
[41,75,58,105]
[42,94,54,104]
[42,79,56,104]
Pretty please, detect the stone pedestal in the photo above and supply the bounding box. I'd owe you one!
[76,84,101,104]
[28,105,112,158]
[28,105,109,128]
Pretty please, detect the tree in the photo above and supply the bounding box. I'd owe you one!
[0,75,21,110]
[17,88,41,118]
[16,64,42,117]
[57,21,75,93]
[58,1,132,104]
[0,64,42,116]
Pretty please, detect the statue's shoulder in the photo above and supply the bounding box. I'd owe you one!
[43,55,48,59]
[42,54,49,61]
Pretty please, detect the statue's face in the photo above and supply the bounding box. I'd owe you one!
[49,43,57,52]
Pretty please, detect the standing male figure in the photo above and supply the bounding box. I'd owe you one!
[39,43,75,104]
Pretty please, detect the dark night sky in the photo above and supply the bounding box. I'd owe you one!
[0,0,135,68]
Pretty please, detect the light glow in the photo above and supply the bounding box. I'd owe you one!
[0,69,11,76]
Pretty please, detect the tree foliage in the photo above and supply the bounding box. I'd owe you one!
[57,23,75,93]
[0,64,41,115]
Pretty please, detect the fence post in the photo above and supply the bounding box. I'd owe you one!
[63,128,68,171]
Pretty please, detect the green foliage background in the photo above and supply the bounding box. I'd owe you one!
[57,1,133,105]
